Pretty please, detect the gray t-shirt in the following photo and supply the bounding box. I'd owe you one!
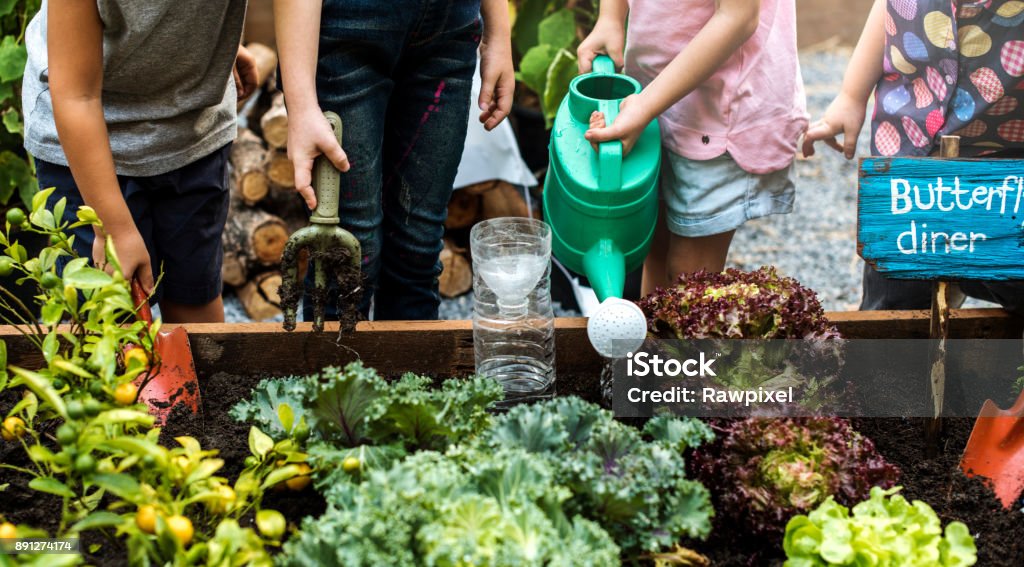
[22,0,246,177]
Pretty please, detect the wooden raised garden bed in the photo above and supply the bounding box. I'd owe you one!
[2,308,1023,565]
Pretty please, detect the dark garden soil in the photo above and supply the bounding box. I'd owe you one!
[694,417,1024,566]
[6,369,1024,566]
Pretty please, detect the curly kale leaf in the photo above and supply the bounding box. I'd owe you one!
[366,374,504,451]
[229,374,316,440]
[481,398,714,556]
[282,449,620,567]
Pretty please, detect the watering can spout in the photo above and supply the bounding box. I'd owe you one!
[583,238,625,302]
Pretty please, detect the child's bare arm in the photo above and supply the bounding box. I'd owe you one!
[802,0,885,159]
[274,0,349,209]
[479,0,514,131]
[48,0,154,291]
[586,0,761,154]
[577,0,628,73]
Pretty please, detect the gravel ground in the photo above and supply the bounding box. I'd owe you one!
[728,46,867,311]
[224,47,990,323]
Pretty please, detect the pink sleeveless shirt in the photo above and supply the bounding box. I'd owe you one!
[624,0,807,174]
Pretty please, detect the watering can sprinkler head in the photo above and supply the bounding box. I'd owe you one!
[279,112,363,332]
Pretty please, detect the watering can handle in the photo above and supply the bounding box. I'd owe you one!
[597,99,623,192]
[310,112,344,225]
[592,54,616,75]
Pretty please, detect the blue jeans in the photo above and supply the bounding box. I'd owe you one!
[301,0,481,321]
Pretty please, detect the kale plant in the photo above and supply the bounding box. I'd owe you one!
[280,450,621,567]
[480,398,715,555]
[694,418,899,538]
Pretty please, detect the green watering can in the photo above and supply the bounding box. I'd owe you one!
[543,55,661,358]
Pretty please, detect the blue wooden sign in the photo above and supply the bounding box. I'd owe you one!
[858,158,1024,280]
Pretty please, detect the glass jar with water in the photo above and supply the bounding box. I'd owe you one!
[470,217,555,404]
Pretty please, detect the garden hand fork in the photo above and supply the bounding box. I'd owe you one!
[279,112,362,332]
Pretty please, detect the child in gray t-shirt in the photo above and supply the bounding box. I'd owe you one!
[22,0,256,322]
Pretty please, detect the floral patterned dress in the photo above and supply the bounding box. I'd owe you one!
[872,0,1024,157]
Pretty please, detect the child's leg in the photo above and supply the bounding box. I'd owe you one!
[374,3,481,320]
[667,230,735,276]
[641,204,671,295]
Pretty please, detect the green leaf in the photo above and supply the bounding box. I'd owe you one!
[538,9,577,51]
[0,340,7,391]
[2,107,21,135]
[75,206,99,225]
[99,438,167,464]
[62,257,89,277]
[248,426,274,458]
[91,473,142,501]
[185,458,224,484]
[513,0,548,55]
[0,151,34,207]
[0,35,27,82]
[9,365,66,418]
[41,301,63,326]
[40,332,55,363]
[18,176,39,210]
[0,0,17,18]
[93,409,155,427]
[260,464,302,490]
[71,511,125,532]
[543,49,578,127]
[31,185,54,214]
[64,267,113,289]
[517,44,559,98]
[29,477,74,498]
[278,403,294,434]
[29,208,55,230]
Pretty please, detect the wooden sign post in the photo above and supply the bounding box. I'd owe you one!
[858,136,1024,447]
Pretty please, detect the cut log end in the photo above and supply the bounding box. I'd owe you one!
[445,189,481,230]
[238,171,270,204]
[253,222,289,265]
[261,93,288,150]
[439,240,472,298]
[265,152,295,189]
[238,271,283,321]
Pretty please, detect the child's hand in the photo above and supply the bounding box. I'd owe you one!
[802,92,867,160]
[287,108,350,209]
[234,45,259,102]
[478,30,514,131]
[95,226,154,294]
[577,18,625,73]
[584,94,652,155]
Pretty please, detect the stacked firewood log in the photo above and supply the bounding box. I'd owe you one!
[225,44,535,319]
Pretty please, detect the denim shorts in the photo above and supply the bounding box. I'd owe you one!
[661,150,795,238]
[36,144,231,305]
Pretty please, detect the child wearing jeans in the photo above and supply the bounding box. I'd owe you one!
[803,0,1024,313]
[579,0,807,294]
[274,0,513,321]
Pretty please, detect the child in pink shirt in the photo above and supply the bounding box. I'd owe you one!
[579,0,807,293]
